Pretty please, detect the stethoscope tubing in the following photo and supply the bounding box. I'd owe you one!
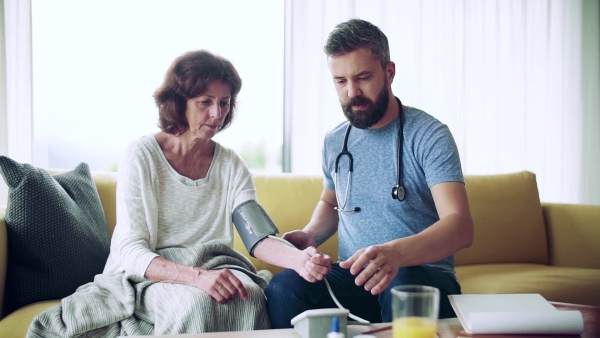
[333,98,406,212]
[334,125,356,212]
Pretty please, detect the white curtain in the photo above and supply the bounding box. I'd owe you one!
[2,0,599,206]
[286,0,600,205]
[0,0,33,206]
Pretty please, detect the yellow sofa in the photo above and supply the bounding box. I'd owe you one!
[1,170,599,337]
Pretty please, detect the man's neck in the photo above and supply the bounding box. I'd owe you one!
[368,93,399,129]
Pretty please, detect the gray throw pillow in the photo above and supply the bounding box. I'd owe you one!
[0,156,110,315]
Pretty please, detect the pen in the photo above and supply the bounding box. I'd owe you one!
[361,324,392,334]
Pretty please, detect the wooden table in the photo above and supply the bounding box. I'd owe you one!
[123,301,600,338]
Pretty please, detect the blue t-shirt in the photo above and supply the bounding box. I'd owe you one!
[322,104,464,277]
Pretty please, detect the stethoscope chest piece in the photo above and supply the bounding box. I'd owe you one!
[392,185,406,201]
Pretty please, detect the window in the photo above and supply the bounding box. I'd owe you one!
[31,0,284,172]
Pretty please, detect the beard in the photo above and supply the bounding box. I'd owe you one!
[342,83,390,129]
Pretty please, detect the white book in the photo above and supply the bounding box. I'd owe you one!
[448,293,584,335]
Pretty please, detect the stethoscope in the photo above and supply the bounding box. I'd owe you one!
[334,99,406,212]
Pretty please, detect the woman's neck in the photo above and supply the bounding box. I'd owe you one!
[155,131,216,180]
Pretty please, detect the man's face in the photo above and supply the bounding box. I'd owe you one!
[328,47,391,129]
[342,77,389,129]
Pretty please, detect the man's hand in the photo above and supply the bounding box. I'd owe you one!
[189,267,248,303]
[294,246,332,282]
[339,243,400,295]
[282,230,317,250]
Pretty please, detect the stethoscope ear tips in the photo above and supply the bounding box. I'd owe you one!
[392,185,406,201]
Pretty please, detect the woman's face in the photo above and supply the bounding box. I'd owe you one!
[184,80,232,139]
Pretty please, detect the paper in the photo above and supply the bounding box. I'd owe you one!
[448,293,584,334]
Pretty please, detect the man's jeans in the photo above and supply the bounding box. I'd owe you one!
[265,264,461,329]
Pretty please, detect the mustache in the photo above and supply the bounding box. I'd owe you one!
[348,96,371,107]
[343,96,373,112]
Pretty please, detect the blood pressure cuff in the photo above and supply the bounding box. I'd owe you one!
[232,200,279,257]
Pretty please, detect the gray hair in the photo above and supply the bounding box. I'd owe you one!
[324,18,390,68]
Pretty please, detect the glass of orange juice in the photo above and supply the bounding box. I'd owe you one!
[391,285,439,338]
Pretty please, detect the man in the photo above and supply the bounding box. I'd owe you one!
[265,18,474,328]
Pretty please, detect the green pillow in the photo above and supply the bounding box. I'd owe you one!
[0,156,110,315]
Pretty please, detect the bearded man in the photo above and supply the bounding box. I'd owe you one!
[265,18,474,327]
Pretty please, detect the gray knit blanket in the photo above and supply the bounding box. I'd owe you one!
[27,243,272,337]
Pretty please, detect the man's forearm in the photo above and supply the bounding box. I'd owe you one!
[388,212,473,267]
[303,200,340,246]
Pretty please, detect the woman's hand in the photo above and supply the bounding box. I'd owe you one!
[280,231,333,282]
[189,267,248,304]
[145,257,249,304]
[294,246,332,282]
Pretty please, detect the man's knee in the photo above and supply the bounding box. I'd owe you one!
[380,266,460,321]
[393,266,431,284]
[265,269,315,329]
[265,269,305,298]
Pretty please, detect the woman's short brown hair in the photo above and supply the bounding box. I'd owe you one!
[154,50,242,135]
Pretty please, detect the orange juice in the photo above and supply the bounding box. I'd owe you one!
[393,317,437,338]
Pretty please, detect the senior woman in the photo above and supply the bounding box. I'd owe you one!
[27,50,332,337]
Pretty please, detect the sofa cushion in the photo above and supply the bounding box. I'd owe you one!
[457,171,548,265]
[0,300,59,338]
[456,263,600,306]
[0,157,110,315]
[542,203,600,269]
[47,169,118,239]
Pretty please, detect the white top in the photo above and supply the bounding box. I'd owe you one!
[103,135,255,277]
